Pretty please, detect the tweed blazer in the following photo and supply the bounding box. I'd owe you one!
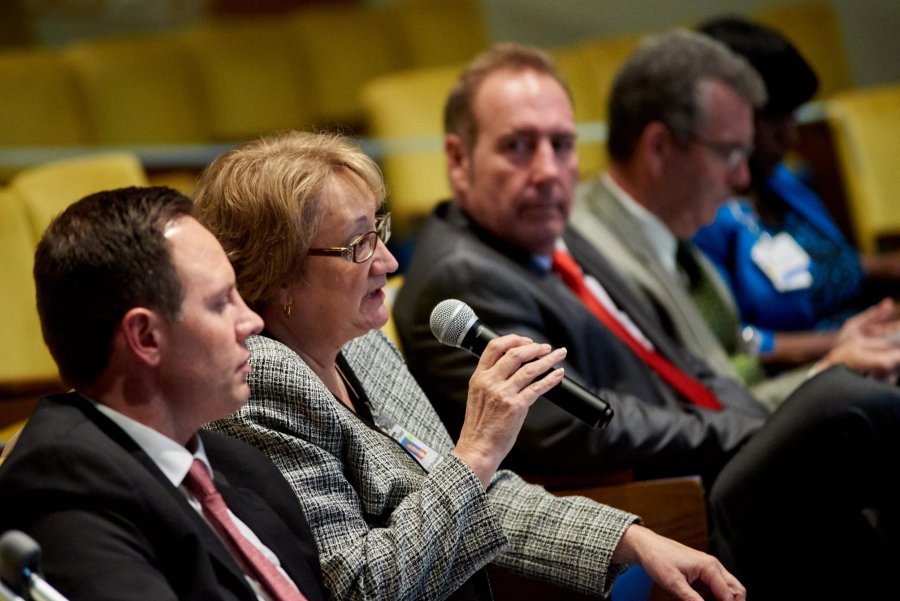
[0,393,326,601]
[394,201,768,484]
[573,176,810,409]
[208,330,637,601]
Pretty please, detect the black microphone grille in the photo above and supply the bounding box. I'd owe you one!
[429,299,477,348]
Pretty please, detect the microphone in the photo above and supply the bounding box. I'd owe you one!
[0,531,70,601]
[430,299,614,429]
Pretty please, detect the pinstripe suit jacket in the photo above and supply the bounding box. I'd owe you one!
[207,330,637,601]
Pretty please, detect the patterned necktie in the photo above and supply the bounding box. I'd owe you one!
[676,242,766,385]
[183,459,308,601]
[552,248,722,410]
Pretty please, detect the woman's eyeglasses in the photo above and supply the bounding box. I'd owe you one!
[307,213,392,263]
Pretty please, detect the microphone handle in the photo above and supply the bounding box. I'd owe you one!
[0,580,25,601]
[459,322,613,429]
[543,374,614,429]
[27,573,69,601]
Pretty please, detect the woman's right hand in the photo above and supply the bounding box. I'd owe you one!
[452,335,567,487]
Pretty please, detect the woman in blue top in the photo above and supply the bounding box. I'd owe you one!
[695,17,899,370]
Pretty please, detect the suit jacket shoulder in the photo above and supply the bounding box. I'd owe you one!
[0,393,326,601]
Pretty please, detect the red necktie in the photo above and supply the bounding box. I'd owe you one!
[552,249,722,410]
[183,459,308,601]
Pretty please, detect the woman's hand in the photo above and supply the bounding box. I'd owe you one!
[613,524,746,601]
[452,335,566,487]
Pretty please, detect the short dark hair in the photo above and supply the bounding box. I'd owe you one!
[698,16,819,117]
[444,42,571,152]
[607,29,766,162]
[34,186,192,388]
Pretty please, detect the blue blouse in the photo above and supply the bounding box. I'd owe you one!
[694,163,865,344]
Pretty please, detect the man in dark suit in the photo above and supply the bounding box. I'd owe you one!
[394,37,900,598]
[394,38,769,485]
[0,186,326,601]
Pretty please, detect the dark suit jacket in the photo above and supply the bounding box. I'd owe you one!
[395,201,769,483]
[0,393,326,601]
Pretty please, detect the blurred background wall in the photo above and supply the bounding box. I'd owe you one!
[3,0,898,88]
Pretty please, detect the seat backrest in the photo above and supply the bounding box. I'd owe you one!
[391,0,490,69]
[0,187,59,388]
[360,64,461,239]
[382,275,405,350]
[550,43,607,181]
[0,48,89,147]
[182,16,317,142]
[10,152,148,241]
[754,1,853,99]
[286,4,407,129]
[552,33,645,180]
[64,33,211,144]
[826,83,900,253]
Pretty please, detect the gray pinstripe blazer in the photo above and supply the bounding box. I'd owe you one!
[207,329,637,601]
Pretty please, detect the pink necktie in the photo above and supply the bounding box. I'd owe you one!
[183,459,308,601]
[552,249,722,410]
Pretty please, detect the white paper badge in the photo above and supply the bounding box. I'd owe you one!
[751,232,813,292]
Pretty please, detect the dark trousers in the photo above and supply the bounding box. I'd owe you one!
[709,366,900,599]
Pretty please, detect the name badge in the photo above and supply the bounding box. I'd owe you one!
[751,232,812,292]
[385,425,443,471]
[374,408,444,472]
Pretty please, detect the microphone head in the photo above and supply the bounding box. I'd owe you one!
[430,299,477,349]
[0,530,41,591]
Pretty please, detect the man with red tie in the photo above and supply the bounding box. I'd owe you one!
[0,187,326,601]
[395,38,769,485]
[394,36,900,598]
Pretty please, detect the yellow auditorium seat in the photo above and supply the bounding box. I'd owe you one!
[287,4,407,130]
[754,1,853,99]
[551,43,608,180]
[10,152,148,241]
[64,33,211,145]
[382,275,405,350]
[360,64,461,239]
[579,32,646,121]
[182,16,316,142]
[0,48,89,148]
[0,187,59,394]
[826,84,900,254]
[552,33,646,180]
[392,0,490,69]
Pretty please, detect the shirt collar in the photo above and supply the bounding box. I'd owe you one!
[92,402,211,487]
[603,172,678,277]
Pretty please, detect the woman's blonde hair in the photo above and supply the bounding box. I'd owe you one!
[193,130,386,308]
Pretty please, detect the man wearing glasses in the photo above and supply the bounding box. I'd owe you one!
[572,29,900,409]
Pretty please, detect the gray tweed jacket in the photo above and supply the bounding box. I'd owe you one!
[207,330,637,601]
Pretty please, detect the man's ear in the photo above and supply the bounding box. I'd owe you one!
[640,121,673,179]
[445,133,471,204]
[120,307,164,367]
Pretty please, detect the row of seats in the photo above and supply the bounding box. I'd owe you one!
[362,1,859,240]
[0,0,489,151]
